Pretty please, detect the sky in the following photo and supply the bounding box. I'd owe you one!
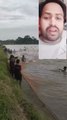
[0,0,38,40]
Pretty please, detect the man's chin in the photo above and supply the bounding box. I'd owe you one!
[47,38,58,41]
[44,35,62,44]
[47,35,60,41]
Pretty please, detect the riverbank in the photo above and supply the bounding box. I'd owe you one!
[0,46,58,120]
[0,46,42,120]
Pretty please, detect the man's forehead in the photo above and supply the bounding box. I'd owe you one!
[42,2,64,15]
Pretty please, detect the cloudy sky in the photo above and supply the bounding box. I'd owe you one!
[0,0,38,40]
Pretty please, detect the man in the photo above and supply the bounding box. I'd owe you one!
[14,59,22,86]
[39,0,67,59]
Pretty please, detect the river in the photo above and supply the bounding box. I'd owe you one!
[22,60,67,120]
[5,45,38,62]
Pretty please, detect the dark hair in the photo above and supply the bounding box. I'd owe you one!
[64,66,67,70]
[9,55,14,60]
[39,0,66,23]
[16,59,20,64]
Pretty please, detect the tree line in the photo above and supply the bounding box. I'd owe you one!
[0,35,38,45]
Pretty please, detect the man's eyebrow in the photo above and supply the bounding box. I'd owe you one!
[55,14,64,17]
[42,12,63,16]
[42,12,51,15]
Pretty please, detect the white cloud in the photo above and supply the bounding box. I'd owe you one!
[0,0,38,39]
[0,0,38,28]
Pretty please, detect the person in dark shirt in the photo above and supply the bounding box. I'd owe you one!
[9,55,15,77]
[14,59,22,86]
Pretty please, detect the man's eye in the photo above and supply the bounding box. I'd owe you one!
[56,17,62,20]
[43,16,50,19]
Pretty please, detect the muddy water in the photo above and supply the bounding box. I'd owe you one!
[22,60,67,120]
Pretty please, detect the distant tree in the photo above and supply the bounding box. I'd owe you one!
[0,35,38,45]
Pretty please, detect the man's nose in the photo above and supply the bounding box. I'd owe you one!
[50,17,56,26]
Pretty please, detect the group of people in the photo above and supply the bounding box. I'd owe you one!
[9,55,22,86]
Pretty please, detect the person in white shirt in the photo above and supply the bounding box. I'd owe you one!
[39,0,67,59]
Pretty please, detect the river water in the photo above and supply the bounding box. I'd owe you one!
[22,59,67,120]
[5,45,38,61]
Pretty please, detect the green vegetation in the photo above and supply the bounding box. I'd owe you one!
[0,35,38,45]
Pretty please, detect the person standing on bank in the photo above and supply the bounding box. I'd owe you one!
[9,55,15,77]
[14,59,22,86]
[39,0,67,59]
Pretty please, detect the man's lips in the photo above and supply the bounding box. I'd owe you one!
[48,27,58,32]
[47,28,58,35]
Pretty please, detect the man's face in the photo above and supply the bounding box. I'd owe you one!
[39,3,64,43]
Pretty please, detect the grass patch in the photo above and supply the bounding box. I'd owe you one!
[0,47,41,120]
